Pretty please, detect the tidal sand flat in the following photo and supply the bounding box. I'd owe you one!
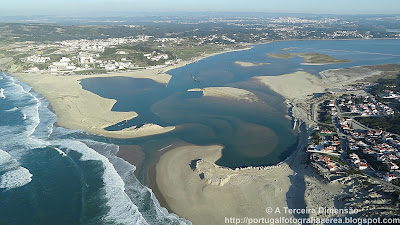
[8,39,399,224]
[266,53,294,59]
[254,71,327,100]
[280,47,296,51]
[12,70,175,139]
[320,66,383,86]
[188,87,259,102]
[156,145,294,225]
[234,61,270,67]
[267,52,351,65]
[254,65,396,101]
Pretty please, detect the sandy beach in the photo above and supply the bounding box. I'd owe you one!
[154,70,329,225]
[11,41,390,224]
[10,46,252,139]
[154,64,394,224]
[12,70,175,139]
[156,145,295,225]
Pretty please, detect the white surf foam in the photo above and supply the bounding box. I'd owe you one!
[0,77,49,151]
[10,75,55,139]
[22,93,41,137]
[5,107,18,112]
[85,140,192,225]
[0,88,5,99]
[1,75,41,137]
[0,149,12,166]
[0,167,33,189]
[54,147,67,157]
[1,73,189,224]
[52,139,149,225]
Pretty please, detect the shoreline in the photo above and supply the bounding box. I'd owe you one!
[153,70,320,224]
[10,71,175,139]
[267,37,400,44]
[155,144,297,225]
[7,45,253,140]
[5,39,398,223]
[153,60,398,223]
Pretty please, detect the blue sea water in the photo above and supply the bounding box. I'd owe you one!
[1,39,400,224]
[0,73,191,225]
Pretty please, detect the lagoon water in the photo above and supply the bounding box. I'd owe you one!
[81,39,400,168]
[1,39,400,224]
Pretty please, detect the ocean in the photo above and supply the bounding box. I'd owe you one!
[1,39,400,224]
[0,74,191,224]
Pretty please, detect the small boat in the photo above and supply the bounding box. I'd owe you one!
[191,75,200,82]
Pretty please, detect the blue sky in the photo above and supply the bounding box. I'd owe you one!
[1,0,399,16]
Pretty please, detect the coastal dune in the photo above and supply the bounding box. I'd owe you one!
[156,145,295,225]
[12,71,175,139]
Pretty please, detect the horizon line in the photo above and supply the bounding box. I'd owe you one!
[1,11,400,17]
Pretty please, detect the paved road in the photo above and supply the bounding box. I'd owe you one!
[331,100,400,190]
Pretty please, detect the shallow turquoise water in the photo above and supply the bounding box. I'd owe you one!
[1,39,399,225]
[80,39,400,170]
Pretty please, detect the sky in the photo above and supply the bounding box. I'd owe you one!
[1,0,399,16]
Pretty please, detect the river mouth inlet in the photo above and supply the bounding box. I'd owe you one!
[80,39,400,170]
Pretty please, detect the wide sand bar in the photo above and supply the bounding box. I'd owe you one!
[254,71,328,100]
[12,70,175,139]
[10,47,254,139]
[156,145,295,225]
[188,86,260,102]
[234,61,270,67]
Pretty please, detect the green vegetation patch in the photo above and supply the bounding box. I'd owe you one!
[267,52,351,64]
[357,115,400,135]
[266,53,293,59]
[293,53,351,64]
[370,76,400,96]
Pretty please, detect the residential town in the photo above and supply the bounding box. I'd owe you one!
[0,14,398,76]
[19,36,187,74]
[309,88,400,186]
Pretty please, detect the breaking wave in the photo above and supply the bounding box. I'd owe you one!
[0,167,32,189]
[0,149,12,166]
[0,72,192,224]
[0,149,32,190]
[52,139,150,225]
[0,88,5,99]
